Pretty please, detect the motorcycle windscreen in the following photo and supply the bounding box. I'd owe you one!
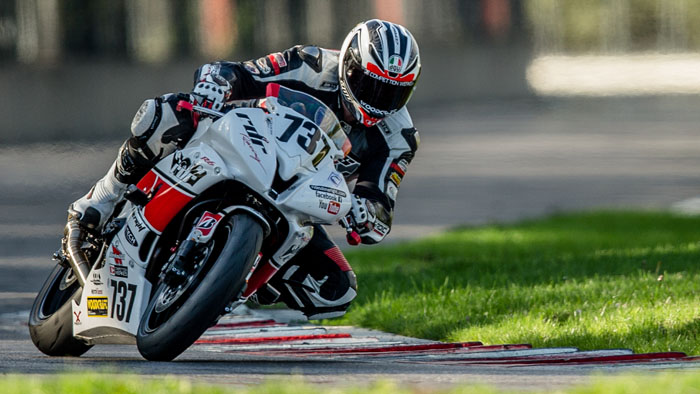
[266,83,351,157]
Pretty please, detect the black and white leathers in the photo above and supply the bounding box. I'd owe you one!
[194,45,420,243]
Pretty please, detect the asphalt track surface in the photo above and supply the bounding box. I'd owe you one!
[2,97,700,389]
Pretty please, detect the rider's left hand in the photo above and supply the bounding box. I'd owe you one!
[348,195,390,244]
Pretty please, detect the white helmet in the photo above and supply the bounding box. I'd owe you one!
[338,19,421,127]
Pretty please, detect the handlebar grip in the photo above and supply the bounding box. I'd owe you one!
[176,100,194,112]
[346,231,361,246]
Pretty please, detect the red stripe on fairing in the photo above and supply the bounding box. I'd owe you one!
[390,162,405,176]
[366,62,416,83]
[324,246,352,272]
[268,54,281,75]
[136,170,193,233]
[194,333,351,345]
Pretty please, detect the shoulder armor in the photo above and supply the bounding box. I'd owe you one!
[376,108,418,157]
[298,45,323,72]
[131,99,159,137]
[377,108,414,136]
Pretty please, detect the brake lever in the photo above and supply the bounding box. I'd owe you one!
[176,100,225,119]
[340,216,361,246]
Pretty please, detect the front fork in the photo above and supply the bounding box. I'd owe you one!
[163,209,280,313]
[161,210,224,286]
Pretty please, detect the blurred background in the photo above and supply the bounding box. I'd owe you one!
[3,0,700,141]
[2,0,700,295]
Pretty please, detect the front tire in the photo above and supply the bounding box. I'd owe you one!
[136,213,263,361]
[28,264,92,356]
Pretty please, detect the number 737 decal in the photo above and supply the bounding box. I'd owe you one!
[109,279,137,323]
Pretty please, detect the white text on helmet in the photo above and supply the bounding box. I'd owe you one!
[363,69,414,87]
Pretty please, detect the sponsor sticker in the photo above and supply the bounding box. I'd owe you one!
[73,311,82,325]
[110,264,128,278]
[87,297,108,317]
[133,214,146,232]
[374,220,390,236]
[388,55,403,73]
[201,156,216,166]
[389,172,402,186]
[110,245,124,265]
[309,185,347,198]
[171,151,207,186]
[195,212,223,238]
[328,172,342,186]
[327,201,341,215]
[91,272,103,286]
[124,226,138,247]
[397,159,409,173]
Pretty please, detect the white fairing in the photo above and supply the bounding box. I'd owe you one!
[73,89,351,340]
[72,239,152,342]
[191,108,276,192]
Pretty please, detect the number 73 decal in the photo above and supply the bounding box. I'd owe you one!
[278,114,330,167]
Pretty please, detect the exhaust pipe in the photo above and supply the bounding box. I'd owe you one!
[64,220,91,287]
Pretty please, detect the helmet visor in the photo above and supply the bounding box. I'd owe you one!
[344,60,415,118]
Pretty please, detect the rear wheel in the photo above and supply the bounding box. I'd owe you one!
[136,213,263,361]
[28,264,92,356]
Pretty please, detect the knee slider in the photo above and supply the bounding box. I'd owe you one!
[114,138,155,184]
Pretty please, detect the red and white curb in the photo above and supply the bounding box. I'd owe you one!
[195,309,700,368]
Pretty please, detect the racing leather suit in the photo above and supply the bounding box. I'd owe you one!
[79,45,419,319]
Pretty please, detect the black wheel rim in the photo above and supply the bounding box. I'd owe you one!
[39,266,80,320]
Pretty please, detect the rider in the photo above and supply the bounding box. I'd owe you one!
[68,19,421,319]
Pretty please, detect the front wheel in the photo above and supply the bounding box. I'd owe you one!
[28,263,92,356]
[136,213,263,361]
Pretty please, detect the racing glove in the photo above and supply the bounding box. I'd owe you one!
[191,65,232,111]
[347,195,392,244]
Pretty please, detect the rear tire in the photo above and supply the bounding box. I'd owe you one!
[28,264,92,356]
[136,213,263,361]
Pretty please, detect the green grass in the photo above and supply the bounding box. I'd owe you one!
[6,372,700,394]
[331,211,700,354]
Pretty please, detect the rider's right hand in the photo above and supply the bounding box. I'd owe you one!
[191,65,232,111]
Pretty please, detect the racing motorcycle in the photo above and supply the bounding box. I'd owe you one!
[28,83,357,361]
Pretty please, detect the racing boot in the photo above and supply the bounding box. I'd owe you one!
[64,153,128,286]
[67,139,152,229]
[68,160,127,229]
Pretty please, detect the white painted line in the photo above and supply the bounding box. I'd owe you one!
[411,348,634,362]
[395,347,581,361]
[199,328,328,339]
[198,338,392,353]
